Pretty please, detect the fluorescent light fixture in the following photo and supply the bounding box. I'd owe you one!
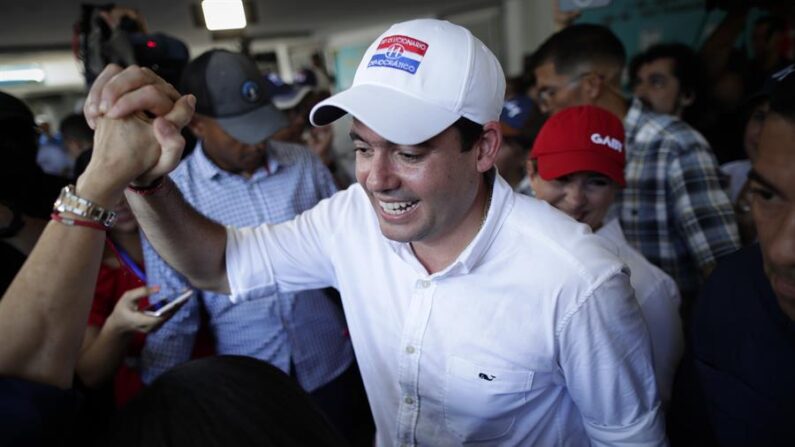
[202,0,247,31]
[0,65,46,84]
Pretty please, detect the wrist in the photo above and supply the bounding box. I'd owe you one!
[75,171,125,209]
[105,314,135,337]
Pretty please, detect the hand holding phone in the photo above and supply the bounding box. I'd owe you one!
[143,289,194,317]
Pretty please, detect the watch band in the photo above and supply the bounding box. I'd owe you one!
[53,185,117,229]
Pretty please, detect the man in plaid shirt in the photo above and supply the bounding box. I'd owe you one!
[533,24,741,302]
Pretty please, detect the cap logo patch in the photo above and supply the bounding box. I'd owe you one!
[241,80,261,103]
[591,133,622,152]
[368,34,428,75]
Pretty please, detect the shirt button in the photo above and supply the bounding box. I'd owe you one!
[404,396,414,405]
[405,346,415,354]
[417,280,431,289]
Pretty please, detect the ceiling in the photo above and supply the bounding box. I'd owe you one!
[0,0,502,53]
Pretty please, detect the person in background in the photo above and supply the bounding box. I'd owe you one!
[533,24,740,306]
[497,76,540,192]
[669,62,795,447]
[60,113,94,165]
[630,43,703,125]
[0,92,65,296]
[527,104,683,405]
[72,150,188,409]
[107,356,346,447]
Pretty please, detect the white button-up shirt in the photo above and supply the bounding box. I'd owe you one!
[597,218,683,406]
[227,175,666,446]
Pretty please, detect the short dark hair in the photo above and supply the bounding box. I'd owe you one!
[533,24,626,77]
[59,113,93,146]
[629,43,703,99]
[451,116,484,152]
[107,356,345,447]
[769,69,795,122]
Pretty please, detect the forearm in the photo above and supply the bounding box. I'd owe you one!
[76,325,132,388]
[126,177,230,293]
[0,221,105,388]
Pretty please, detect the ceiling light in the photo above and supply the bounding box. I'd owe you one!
[202,0,247,31]
[0,65,46,84]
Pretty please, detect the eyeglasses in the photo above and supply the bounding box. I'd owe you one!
[537,71,593,106]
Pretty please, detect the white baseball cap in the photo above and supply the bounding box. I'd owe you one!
[310,19,505,145]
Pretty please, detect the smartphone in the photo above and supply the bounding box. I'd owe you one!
[559,0,612,12]
[143,289,194,317]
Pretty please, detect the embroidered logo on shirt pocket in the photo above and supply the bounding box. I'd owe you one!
[443,356,534,443]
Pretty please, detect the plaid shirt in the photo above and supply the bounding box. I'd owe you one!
[141,140,353,391]
[616,98,740,299]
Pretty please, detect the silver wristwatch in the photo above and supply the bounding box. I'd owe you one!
[53,185,117,229]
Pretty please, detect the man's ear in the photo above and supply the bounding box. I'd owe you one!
[581,72,604,102]
[476,121,502,173]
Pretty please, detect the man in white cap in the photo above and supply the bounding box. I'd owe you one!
[79,19,665,446]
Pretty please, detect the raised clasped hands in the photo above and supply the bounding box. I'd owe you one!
[78,64,196,205]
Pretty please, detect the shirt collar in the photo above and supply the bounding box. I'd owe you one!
[193,140,292,181]
[386,169,514,278]
[595,217,624,243]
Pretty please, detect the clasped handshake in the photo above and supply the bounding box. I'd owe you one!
[78,64,196,204]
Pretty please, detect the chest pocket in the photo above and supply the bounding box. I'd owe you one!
[443,356,534,443]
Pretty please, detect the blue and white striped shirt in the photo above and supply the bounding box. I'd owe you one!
[140,140,353,391]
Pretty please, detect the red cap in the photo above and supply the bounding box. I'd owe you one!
[530,105,626,187]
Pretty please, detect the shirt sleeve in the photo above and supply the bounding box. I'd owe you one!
[139,233,201,384]
[226,189,343,303]
[667,140,741,271]
[558,272,667,446]
[638,274,683,406]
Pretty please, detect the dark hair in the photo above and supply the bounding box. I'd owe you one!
[451,116,484,152]
[629,43,703,99]
[107,356,346,447]
[533,24,626,77]
[769,70,795,122]
[59,113,93,146]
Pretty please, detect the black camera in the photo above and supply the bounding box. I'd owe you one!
[77,3,189,86]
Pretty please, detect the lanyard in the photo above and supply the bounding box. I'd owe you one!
[106,238,147,284]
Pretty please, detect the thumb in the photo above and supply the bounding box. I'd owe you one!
[119,285,160,306]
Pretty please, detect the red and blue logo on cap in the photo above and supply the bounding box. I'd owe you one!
[367,35,429,75]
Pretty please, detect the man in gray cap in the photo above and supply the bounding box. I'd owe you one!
[81,19,664,446]
[137,49,368,442]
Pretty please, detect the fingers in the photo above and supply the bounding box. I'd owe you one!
[164,94,196,129]
[85,64,124,129]
[119,285,160,306]
[105,78,181,119]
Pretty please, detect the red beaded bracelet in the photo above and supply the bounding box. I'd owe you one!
[127,176,166,196]
[51,211,108,232]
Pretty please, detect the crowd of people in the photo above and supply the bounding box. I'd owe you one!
[1,1,795,446]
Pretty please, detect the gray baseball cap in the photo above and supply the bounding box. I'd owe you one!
[180,49,287,145]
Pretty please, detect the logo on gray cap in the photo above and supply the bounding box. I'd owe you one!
[241,80,261,103]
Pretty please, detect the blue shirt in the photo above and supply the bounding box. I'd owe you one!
[141,140,353,391]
